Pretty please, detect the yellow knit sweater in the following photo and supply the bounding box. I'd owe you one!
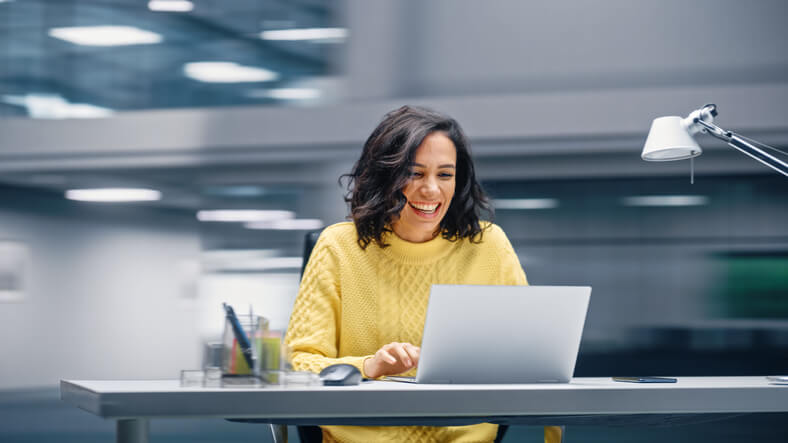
[286,222,558,443]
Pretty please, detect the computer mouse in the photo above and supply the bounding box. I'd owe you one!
[319,364,362,386]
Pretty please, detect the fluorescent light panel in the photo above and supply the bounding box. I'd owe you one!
[621,195,709,207]
[196,210,294,223]
[183,62,278,83]
[247,88,322,100]
[1,94,113,119]
[245,218,324,230]
[49,26,162,46]
[204,256,303,272]
[65,188,161,202]
[492,198,559,210]
[148,0,193,12]
[242,257,303,270]
[260,27,348,42]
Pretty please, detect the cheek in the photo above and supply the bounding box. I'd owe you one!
[445,182,456,200]
[400,181,415,199]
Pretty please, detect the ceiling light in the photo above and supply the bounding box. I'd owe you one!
[184,62,278,83]
[246,88,322,100]
[196,210,294,223]
[203,256,303,272]
[49,26,163,46]
[492,198,559,210]
[260,27,348,42]
[148,0,193,12]
[1,94,113,119]
[245,219,324,230]
[621,195,709,207]
[65,188,162,202]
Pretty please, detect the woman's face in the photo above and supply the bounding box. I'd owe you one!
[392,131,457,243]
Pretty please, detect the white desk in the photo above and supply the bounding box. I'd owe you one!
[61,377,788,443]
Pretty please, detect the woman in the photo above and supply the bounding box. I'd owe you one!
[285,106,561,443]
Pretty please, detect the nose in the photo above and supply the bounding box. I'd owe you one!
[421,176,439,197]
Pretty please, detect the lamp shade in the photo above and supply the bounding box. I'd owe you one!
[641,116,702,161]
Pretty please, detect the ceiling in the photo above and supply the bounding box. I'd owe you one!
[0,0,341,118]
[1,0,785,216]
[0,0,346,216]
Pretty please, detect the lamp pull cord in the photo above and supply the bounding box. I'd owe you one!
[690,157,695,184]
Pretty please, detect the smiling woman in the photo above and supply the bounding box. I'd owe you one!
[342,105,490,248]
[284,106,561,443]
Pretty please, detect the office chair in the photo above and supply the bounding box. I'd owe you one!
[238,229,509,443]
[294,230,324,443]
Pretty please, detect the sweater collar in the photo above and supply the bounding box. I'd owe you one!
[379,229,455,264]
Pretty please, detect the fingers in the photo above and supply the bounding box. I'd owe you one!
[390,343,413,367]
[381,342,420,370]
[378,348,397,365]
[403,343,420,366]
[366,342,423,378]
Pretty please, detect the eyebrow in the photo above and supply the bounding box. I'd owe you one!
[411,162,456,169]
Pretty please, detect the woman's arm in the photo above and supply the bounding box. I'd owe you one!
[285,234,374,375]
[285,230,421,379]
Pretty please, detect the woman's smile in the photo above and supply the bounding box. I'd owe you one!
[408,201,441,217]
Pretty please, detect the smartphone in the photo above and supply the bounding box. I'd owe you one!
[612,376,677,383]
[766,375,788,383]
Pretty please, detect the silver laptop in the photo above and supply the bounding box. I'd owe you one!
[388,285,591,384]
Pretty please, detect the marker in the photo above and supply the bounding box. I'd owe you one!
[223,302,255,371]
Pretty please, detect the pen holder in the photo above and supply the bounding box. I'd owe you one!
[260,330,293,384]
[221,314,268,383]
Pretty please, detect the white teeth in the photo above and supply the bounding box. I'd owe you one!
[410,202,439,213]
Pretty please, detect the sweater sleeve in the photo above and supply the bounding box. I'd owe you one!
[284,231,373,376]
[489,224,528,286]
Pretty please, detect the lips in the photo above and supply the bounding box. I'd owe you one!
[408,201,441,218]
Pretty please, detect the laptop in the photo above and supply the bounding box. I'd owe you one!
[386,285,591,384]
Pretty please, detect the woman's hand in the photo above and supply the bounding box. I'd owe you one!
[363,342,420,379]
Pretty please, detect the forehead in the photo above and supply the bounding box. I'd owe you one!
[412,132,457,165]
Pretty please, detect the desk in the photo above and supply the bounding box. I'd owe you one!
[61,377,788,443]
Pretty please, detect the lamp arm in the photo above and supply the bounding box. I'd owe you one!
[695,119,788,177]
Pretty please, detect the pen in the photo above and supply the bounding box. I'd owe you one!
[223,302,255,371]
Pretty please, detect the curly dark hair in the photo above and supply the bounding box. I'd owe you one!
[341,105,492,249]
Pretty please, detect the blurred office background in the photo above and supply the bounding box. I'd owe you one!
[1,0,787,441]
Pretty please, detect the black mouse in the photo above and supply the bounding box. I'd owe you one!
[319,364,362,386]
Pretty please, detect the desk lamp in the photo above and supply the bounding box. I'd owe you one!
[642,104,788,382]
[642,104,788,178]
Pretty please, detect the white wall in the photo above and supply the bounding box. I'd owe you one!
[0,189,202,389]
[346,0,788,97]
[197,273,300,340]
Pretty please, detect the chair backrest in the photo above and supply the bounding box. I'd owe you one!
[297,229,326,443]
[300,230,324,279]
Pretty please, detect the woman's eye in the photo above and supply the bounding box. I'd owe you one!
[439,173,454,179]
[410,171,424,178]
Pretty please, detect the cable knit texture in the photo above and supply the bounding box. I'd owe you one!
[286,221,532,443]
